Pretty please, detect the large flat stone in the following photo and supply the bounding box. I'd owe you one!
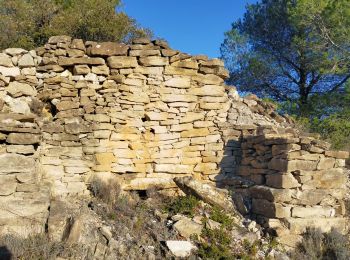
[6,133,40,144]
[0,154,35,173]
[249,185,294,202]
[6,82,37,97]
[252,199,291,218]
[58,57,105,66]
[88,42,129,56]
[107,56,138,68]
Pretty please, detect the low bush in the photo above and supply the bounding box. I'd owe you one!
[292,227,350,260]
[164,195,199,217]
[90,177,121,208]
[209,205,235,230]
[0,234,86,260]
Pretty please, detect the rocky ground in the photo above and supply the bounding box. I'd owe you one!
[0,176,292,260]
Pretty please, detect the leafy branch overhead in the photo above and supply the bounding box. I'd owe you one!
[221,0,350,115]
[0,0,152,50]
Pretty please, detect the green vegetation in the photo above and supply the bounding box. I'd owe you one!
[197,227,234,259]
[0,0,151,50]
[292,228,350,260]
[209,205,235,230]
[221,0,350,149]
[164,195,199,217]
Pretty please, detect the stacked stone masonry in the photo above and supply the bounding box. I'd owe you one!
[0,36,348,245]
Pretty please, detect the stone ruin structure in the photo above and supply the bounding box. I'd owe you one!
[0,35,348,248]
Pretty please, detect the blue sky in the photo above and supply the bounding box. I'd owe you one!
[122,0,257,58]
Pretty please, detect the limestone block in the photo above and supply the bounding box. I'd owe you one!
[161,93,197,102]
[172,59,198,69]
[164,66,197,76]
[181,128,209,138]
[0,53,13,67]
[139,56,168,66]
[66,182,87,194]
[18,53,35,67]
[92,65,110,76]
[6,133,40,144]
[317,157,335,170]
[16,183,38,192]
[145,112,168,121]
[129,49,160,57]
[73,65,90,75]
[192,74,224,85]
[189,85,225,97]
[194,162,217,171]
[56,101,79,111]
[200,102,228,110]
[310,168,347,189]
[42,165,65,179]
[201,58,224,67]
[16,172,36,183]
[266,173,301,188]
[249,185,294,202]
[252,199,291,218]
[0,175,17,195]
[173,218,202,239]
[65,122,91,134]
[180,112,205,123]
[0,66,20,77]
[285,217,347,234]
[154,164,193,174]
[88,42,129,56]
[84,114,110,122]
[70,39,85,50]
[294,189,329,205]
[164,77,191,89]
[170,123,193,132]
[166,241,197,258]
[325,150,349,159]
[6,145,35,154]
[107,56,138,68]
[6,82,37,97]
[58,56,104,66]
[123,177,176,190]
[93,130,111,139]
[65,166,90,174]
[291,206,335,218]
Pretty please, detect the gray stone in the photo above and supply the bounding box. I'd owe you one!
[6,133,40,144]
[18,53,35,67]
[166,240,197,257]
[173,217,202,238]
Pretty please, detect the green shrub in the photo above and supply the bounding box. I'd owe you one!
[209,205,235,230]
[292,228,350,260]
[197,227,233,259]
[164,195,199,217]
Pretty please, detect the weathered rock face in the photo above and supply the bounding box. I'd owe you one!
[0,35,348,246]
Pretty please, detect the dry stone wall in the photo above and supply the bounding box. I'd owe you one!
[235,133,349,247]
[0,36,348,243]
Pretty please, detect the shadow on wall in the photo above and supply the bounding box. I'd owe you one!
[214,125,348,241]
[0,246,12,260]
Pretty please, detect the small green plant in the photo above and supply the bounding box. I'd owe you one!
[164,195,199,217]
[210,205,235,230]
[292,227,350,260]
[197,227,233,259]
